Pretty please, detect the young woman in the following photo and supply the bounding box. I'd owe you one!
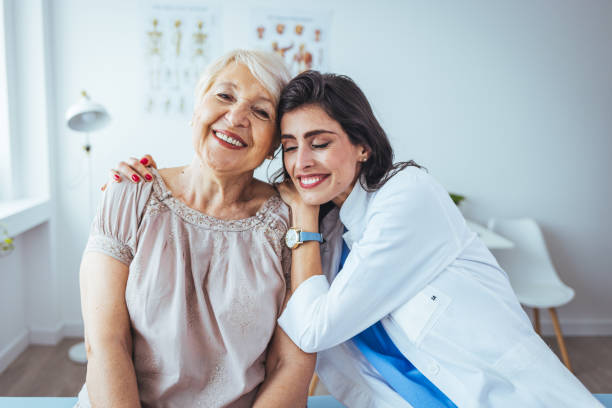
[116,71,601,408]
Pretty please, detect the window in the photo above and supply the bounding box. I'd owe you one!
[0,0,14,200]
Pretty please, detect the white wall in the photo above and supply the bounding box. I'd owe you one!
[49,0,612,334]
[2,0,611,369]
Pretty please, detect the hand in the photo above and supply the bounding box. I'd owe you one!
[275,180,319,227]
[101,155,157,191]
[275,179,304,210]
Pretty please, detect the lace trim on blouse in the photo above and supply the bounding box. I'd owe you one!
[149,168,285,233]
[85,234,133,265]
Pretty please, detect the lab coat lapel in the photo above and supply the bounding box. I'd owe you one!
[339,178,371,249]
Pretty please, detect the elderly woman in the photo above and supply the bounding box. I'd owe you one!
[76,50,314,408]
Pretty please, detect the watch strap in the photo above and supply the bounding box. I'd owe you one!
[299,231,324,243]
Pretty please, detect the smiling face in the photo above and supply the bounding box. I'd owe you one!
[192,62,278,176]
[281,104,368,206]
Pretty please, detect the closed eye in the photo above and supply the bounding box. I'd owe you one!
[312,142,330,149]
[217,93,233,102]
[253,108,271,120]
[282,145,297,152]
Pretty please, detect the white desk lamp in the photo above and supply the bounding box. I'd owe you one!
[65,90,110,364]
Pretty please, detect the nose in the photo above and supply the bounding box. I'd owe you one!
[225,102,250,127]
[294,145,314,171]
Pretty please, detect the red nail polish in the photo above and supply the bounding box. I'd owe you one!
[140,158,148,165]
[113,174,121,181]
[145,174,152,181]
[132,174,140,182]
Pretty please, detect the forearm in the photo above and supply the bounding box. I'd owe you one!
[253,357,315,408]
[290,205,323,292]
[86,339,141,408]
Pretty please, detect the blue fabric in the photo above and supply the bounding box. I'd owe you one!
[340,237,456,407]
[1,396,612,408]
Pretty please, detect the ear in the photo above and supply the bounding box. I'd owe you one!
[269,133,282,157]
[358,145,371,162]
[267,141,280,160]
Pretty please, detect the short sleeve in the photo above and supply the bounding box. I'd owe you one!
[84,180,154,266]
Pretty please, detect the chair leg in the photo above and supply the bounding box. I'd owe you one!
[308,373,320,396]
[548,307,572,371]
[533,308,541,335]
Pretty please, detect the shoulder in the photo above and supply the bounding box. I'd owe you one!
[367,166,454,220]
[373,166,445,202]
[250,179,290,230]
[102,173,156,211]
[261,194,291,233]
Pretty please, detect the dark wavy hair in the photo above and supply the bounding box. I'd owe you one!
[271,70,420,192]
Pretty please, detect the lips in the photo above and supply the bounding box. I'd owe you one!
[297,174,329,189]
[212,129,247,149]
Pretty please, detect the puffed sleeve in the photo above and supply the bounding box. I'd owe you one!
[278,169,467,352]
[84,180,154,266]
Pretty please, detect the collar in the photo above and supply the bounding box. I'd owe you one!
[338,178,371,247]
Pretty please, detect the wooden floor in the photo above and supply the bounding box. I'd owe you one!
[0,336,610,397]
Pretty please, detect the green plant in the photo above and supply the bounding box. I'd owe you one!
[0,223,14,257]
[449,193,465,206]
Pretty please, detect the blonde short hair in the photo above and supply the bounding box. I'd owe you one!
[194,49,291,110]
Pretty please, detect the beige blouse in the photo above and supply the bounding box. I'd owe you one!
[76,168,291,408]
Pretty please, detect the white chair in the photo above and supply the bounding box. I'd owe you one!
[488,217,575,371]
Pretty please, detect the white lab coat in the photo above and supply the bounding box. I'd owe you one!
[278,167,601,408]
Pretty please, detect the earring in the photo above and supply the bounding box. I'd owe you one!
[188,120,193,127]
[361,157,368,162]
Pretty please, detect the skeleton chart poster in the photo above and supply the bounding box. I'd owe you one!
[249,9,332,77]
[144,2,221,115]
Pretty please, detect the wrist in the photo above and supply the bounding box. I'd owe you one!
[291,205,319,230]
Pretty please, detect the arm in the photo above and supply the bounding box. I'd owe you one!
[80,252,141,408]
[253,290,316,408]
[278,173,463,352]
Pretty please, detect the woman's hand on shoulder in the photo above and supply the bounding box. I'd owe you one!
[101,154,157,192]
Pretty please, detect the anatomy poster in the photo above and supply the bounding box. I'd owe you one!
[250,9,331,77]
[144,2,221,115]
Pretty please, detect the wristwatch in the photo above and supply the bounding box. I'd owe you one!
[285,227,324,249]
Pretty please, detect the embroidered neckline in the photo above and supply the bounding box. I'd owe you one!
[148,168,283,231]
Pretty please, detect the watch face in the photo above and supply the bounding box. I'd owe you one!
[285,229,299,248]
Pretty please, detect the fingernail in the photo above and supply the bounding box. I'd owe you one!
[101,186,105,191]
[113,174,121,181]
[145,174,152,181]
[132,174,140,182]
[140,158,148,165]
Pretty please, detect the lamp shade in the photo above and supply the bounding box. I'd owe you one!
[65,91,110,132]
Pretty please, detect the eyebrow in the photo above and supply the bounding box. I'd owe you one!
[215,81,274,105]
[281,129,338,140]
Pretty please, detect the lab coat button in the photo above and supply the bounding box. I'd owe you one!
[428,362,440,376]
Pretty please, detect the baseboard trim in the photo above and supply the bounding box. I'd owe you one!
[62,321,84,338]
[538,318,612,336]
[29,322,64,345]
[0,330,29,373]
